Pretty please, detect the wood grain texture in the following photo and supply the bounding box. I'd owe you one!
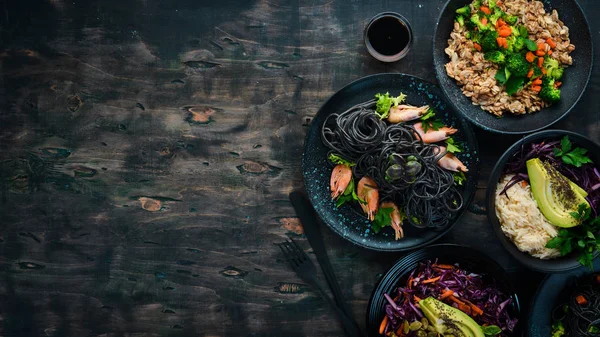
[0,0,599,336]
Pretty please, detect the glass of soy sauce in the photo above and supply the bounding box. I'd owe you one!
[364,12,413,62]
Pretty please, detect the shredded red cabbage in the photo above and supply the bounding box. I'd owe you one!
[501,139,600,216]
[382,260,517,336]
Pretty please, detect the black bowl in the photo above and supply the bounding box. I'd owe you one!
[528,259,600,337]
[433,0,593,134]
[486,130,600,273]
[366,244,521,337]
[302,73,480,251]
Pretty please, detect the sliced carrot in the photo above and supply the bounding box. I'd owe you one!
[481,17,488,26]
[546,38,557,49]
[532,78,542,85]
[413,295,422,302]
[459,303,472,314]
[538,57,544,68]
[422,276,441,284]
[396,322,406,336]
[527,68,534,78]
[536,50,546,56]
[407,276,413,289]
[541,68,547,75]
[379,316,388,335]
[498,27,512,37]
[531,85,542,92]
[548,50,553,55]
[449,295,465,305]
[497,37,507,48]
[473,43,482,51]
[497,0,503,5]
[555,81,562,88]
[440,289,455,299]
[526,51,535,63]
[470,303,484,316]
[576,295,588,305]
[496,18,506,28]
[537,42,546,51]
[521,181,528,187]
[434,264,455,269]
[480,6,491,15]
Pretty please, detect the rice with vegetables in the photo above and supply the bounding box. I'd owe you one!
[445,0,575,116]
[495,174,560,259]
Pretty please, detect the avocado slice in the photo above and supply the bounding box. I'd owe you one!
[419,297,484,337]
[526,158,590,228]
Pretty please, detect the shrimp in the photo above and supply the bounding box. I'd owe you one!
[388,105,430,123]
[357,176,379,221]
[330,164,352,199]
[380,201,404,240]
[413,122,458,143]
[436,146,468,172]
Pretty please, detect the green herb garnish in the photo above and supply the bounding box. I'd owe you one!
[482,325,502,336]
[372,207,395,233]
[335,178,365,207]
[446,137,463,154]
[453,171,466,186]
[552,136,593,168]
[328,153,355,167]
[545,203,600,269]
[374,92,407,119]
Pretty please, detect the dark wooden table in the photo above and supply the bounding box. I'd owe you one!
[1,1,599,336]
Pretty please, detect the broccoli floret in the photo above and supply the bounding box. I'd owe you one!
[456,15,465,26]
[505,53,529,77]
[484,50,506,64]
[480,30,499,51]
[503,14,518,25]
[532,65,543,78]
[539,77,561,103]
[473,0,482,9]
[512,36,526,51]
[470,13,489,31]
[488,0,497,9]
[489,8,503,25]
[543,57,564,79]
[456,5,471,15]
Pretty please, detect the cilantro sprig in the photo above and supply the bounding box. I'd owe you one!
[374,92,407,119]
[328,153,355,167]
[552,136,593,168]
[545,203,600,269]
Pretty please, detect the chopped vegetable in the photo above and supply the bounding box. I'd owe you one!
[543,57,564,79]
[502,14,518,25]
[372,207,395,233]
[575,295,588,306]
[537,57,544,68]
[440,289,454,299]
[538,77,561,103]
[506,53,529,77]
[505,76,525,96]
[498,26,512,37]
[374,92,407,119]
[456,5,471,15]
[454,171,466,186]
[422,276,440,284]
[474,43,482,51]
[546,38,557,49]
[552,136,593,168]
[329,153,355,167]
[481,17,488,26]
[457,15,465,26]
[527,68,534,78]
[525,39,538,51]
[484,50,506,64]
[531,85,541,92]
[535,49,545,56]
[470,13,489,31]
[525,51,535,63]
[495,66,509,84]
[479,5,491,15]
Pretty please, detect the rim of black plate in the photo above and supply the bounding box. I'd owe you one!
[301,73,480,251]
[432,0,594,135]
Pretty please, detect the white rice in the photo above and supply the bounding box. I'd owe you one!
[494,174,560,259]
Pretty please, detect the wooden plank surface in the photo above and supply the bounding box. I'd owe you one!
[0,0,599,336]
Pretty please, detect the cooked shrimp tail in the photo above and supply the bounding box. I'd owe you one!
[330,164,353,199]
[387,105,430,123]
[436,146,468,172]
[357,176,379,221]
[380,201,404,240]
[413,122,458,143]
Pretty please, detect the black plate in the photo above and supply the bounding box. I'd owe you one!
[433,0,593,134]
[528,259,600,337]
[302,73,480,251]
[486,130,600,272]
[366,244,521,337]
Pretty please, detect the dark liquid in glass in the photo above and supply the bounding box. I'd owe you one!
[367,16,409,56]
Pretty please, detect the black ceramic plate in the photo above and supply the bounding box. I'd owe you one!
[528,259,600,337]
[366,244,521,337]
[433,0,593,134]
[486,130,600,272]
[302,73,480,251]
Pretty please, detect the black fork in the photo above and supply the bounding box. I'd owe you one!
[277,239,363,337]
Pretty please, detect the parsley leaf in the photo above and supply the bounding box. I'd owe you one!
[335,178,365,207]
[374,92,407,119]
[546,203,600,269]
[482,325,502,336]
[421,119,444,133]
[453,171,466,186]
[328,153,355,167]
[372,207,395,233]
[553,136,593,167]
[446,137,463,153]
[420,108,436,121]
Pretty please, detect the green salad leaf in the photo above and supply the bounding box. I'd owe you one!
[374,92,407,119]
[328,153,355,167]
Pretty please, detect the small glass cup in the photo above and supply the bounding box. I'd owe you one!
[364,12,413,62]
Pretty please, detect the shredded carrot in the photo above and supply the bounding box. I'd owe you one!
[469,303,484,316]
[413,295,422,302]
[576,295,588,306]
[521,181,527,187]
[480,6,491,15]
[473,43,482,52]
[542,68,547,74]
[532,78,543,85]
[396,322,406,336]
[449,295,465,306]
[527,68,534,78]
[555,81,562,88]
[536,50,546,56]
[422,276,441,284]
[525,52,535,63]
[531,85,542,92]
[546,38,557,49]
[481,17,488,26]
[440,289,455,299]
[379,315,388,335]
[407,277,413,289]
[537,42,546,51]
[434,264,455,269]
[459,303,472,314]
